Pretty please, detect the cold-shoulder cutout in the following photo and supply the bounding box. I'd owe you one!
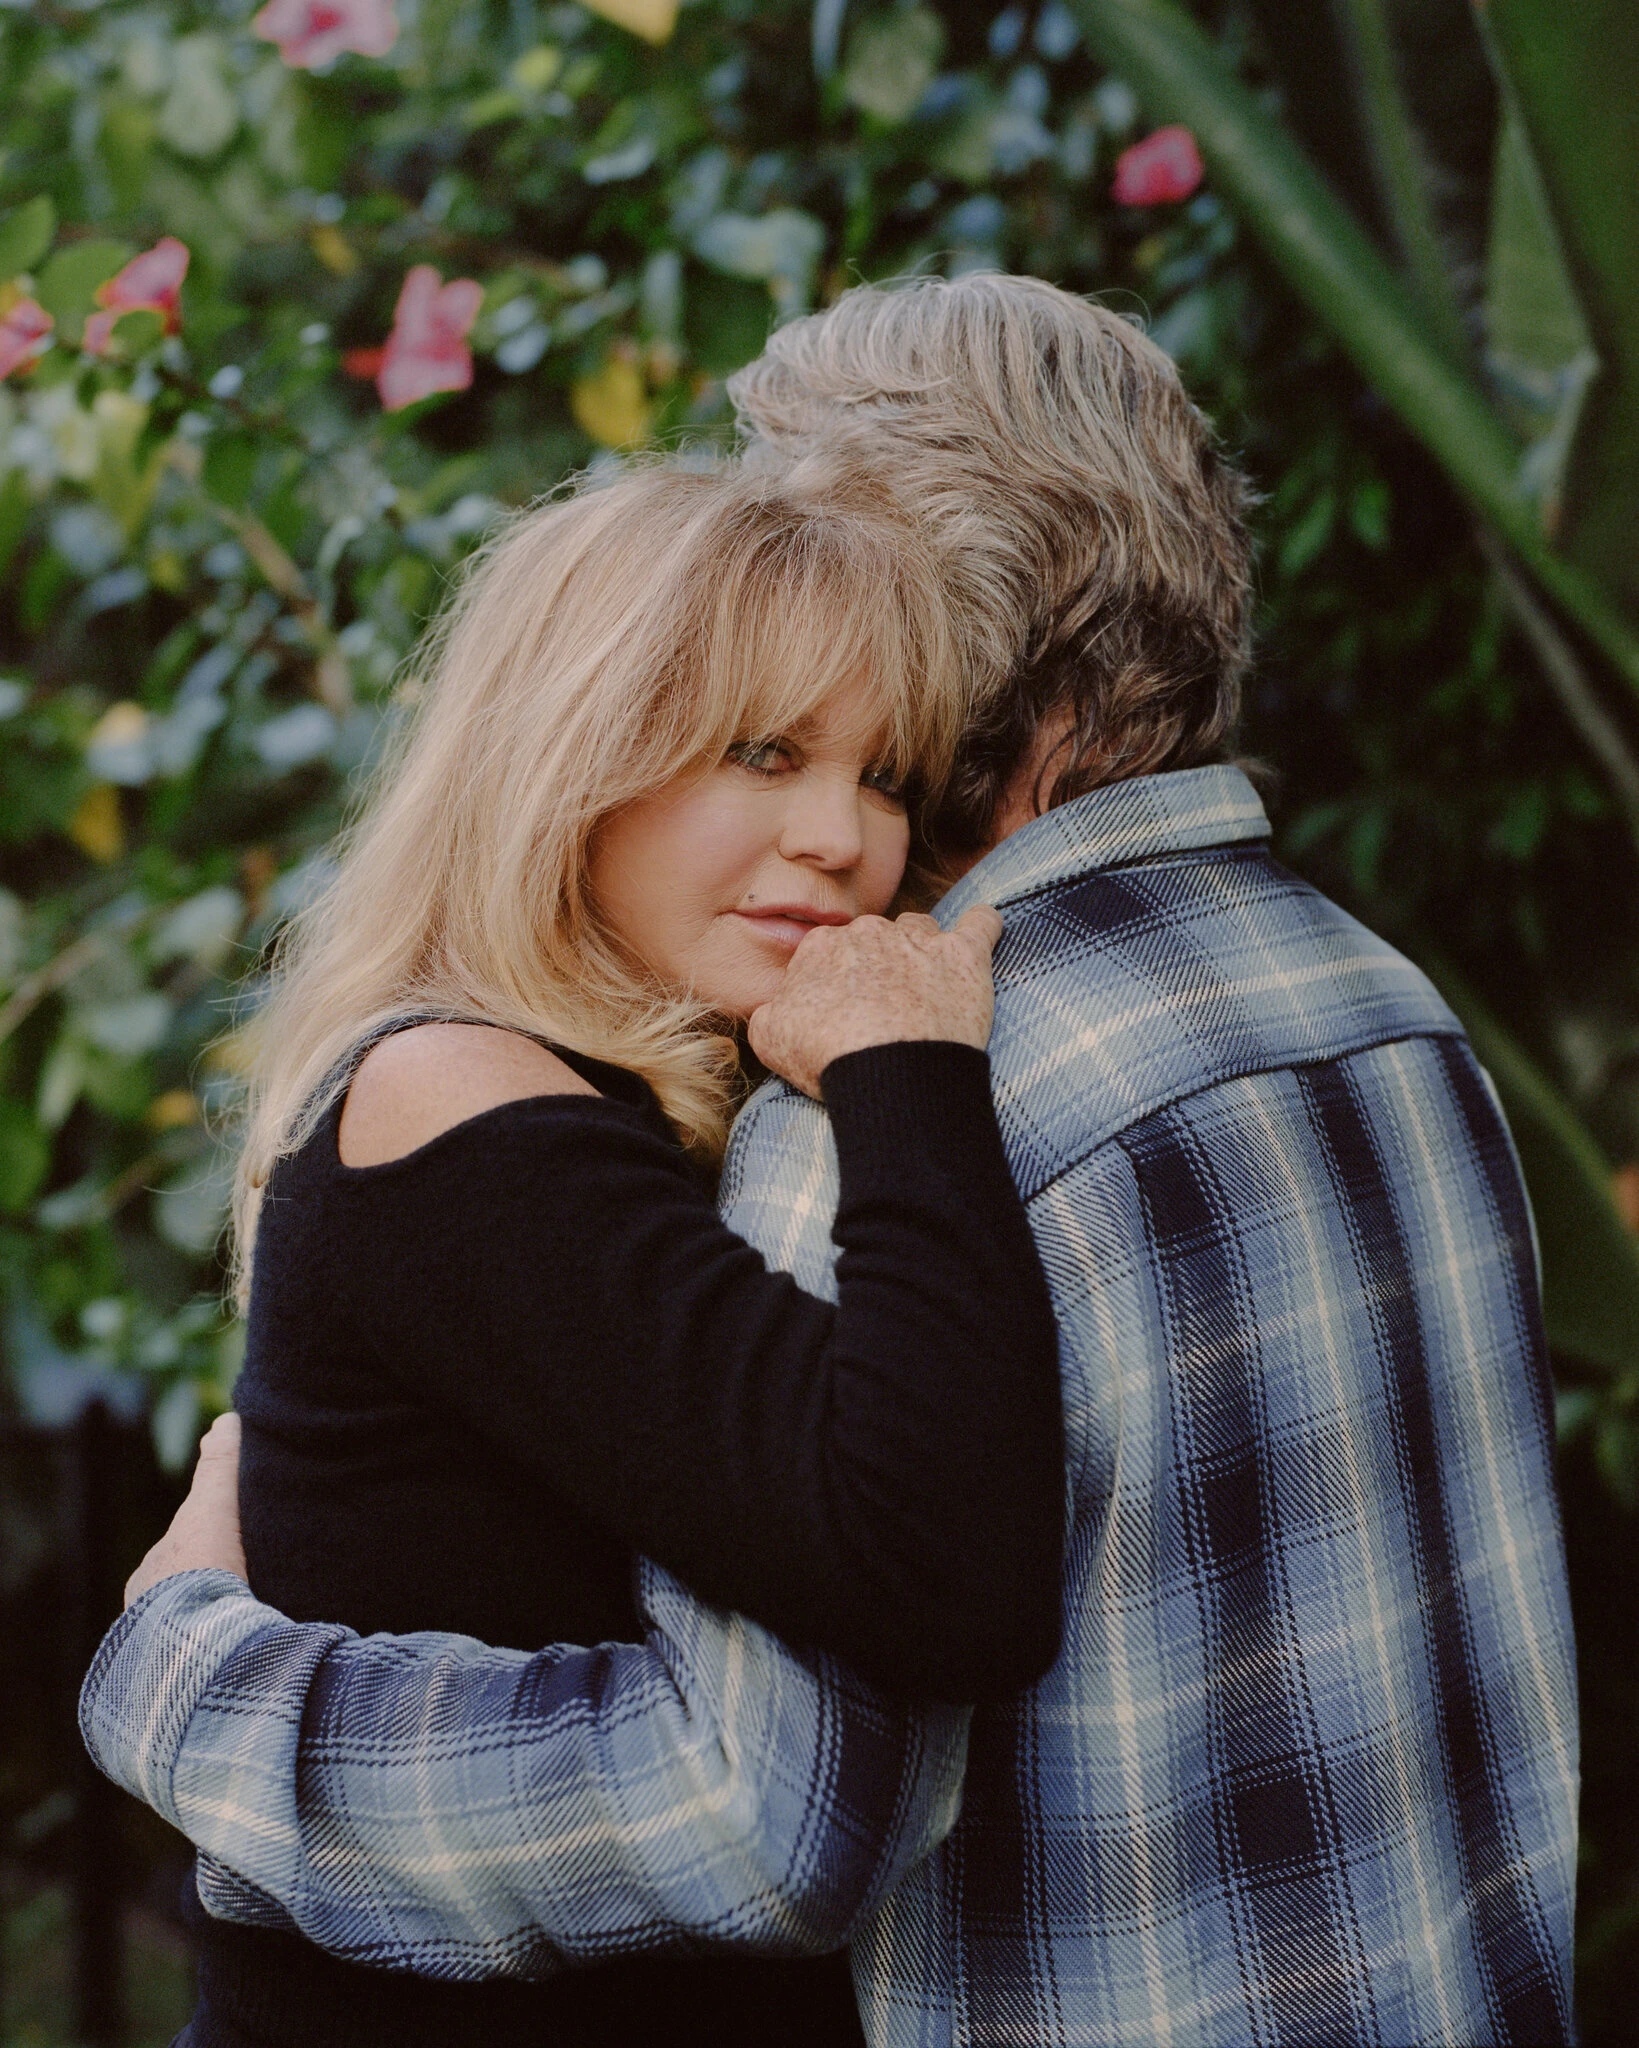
[337,1022,600,1168]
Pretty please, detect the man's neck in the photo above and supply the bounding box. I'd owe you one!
[941,706,1078,883]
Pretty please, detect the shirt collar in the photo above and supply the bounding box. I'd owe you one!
[934,763,1271,925]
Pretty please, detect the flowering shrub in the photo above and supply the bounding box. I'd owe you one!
[0,0,1233,1462]
[0,0,1633,1498]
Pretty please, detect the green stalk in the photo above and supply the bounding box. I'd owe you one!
[1478,528,1639,861]
[1067,0,1639,700]
[1329,0,1472,370]
[1418,952,1639,1383]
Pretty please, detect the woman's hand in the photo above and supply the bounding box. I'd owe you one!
[124,1412,248,1607]
[748,905,1003,1099]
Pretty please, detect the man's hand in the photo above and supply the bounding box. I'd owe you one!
[125,1411,248,1607]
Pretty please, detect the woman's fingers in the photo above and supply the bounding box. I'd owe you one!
[892,912,944,951]
[951,904,1004,955]
[124,1411,249,1607]
[199,1409,241,1463]
[747,904,1004,1098]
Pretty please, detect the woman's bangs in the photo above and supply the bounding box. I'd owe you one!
[715,547,938,783]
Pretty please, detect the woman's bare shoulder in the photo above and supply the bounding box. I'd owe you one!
[337,1022,599,1167]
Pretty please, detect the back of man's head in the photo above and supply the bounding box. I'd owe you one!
[730,274,1255,851]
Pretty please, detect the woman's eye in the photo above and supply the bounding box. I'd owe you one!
[861,763,910,807]
[728,739,795,776]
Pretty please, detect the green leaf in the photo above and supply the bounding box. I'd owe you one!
[1484,0,1639,623]
[0,1099,50,1215]
[1423,958,1639,1382]
[1349,478,1391,549]
[684,270,771,376]
[34,239,133,337]
[1484,107,1599,530]
[841,8,945,126]
[109,307,165,355]
[1329,0,1471,372]
[157,33,239,160]
[0,196,56,280]
[202,431,259,511]
[1277,487,1337,578]
[0,469,31,582]
[1064,0,1639,703]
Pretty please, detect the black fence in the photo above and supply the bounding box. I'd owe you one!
[2,1402,189,2046]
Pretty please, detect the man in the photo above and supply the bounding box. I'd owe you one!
[85,276,1577,2045]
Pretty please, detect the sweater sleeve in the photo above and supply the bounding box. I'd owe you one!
[333,1040,1063,1703]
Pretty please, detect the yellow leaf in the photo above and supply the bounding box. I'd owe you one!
[310,225,359,277]
[67,784,124,863]
[571,356,652,447]
[92,388,148,459]
[147,1088,199,1131]
[313,647,353,714]
[149,548,187,592]
[509,44,562,92]
[583,0,678,45]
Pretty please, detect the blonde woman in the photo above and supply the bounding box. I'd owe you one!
[178,456,1063,2047]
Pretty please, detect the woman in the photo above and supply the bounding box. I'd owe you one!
[169,454,1063,2046]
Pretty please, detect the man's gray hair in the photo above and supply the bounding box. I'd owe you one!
[731,273,1255,851]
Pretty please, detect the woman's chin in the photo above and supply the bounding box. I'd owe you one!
[667,922,806,1021]
[695,960,792,1022]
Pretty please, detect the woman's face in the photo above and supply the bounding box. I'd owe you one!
[589,677,912,1019]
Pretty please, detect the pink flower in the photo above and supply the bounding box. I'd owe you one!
[0,298,53,379]
[253,0,399,70]
[82,237,189,355]
[370,265,483,412]
[1112,126,1205,207]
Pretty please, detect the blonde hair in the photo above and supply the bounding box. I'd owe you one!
[230,454,968,1297]
[731,273,1255,849]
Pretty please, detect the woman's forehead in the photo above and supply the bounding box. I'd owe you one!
[741,673,909,758]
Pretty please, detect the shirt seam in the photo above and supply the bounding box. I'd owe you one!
[1020,1023,1470,1210]
[984,834,1274,916]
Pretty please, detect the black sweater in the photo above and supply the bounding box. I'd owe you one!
[191,1039,1062,2048]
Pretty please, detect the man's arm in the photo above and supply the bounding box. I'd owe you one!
[82,1558,968,1976]
[83,1081,973,1974]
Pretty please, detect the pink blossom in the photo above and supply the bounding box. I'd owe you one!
[0,298,53,380]
[82,237,190,355]
[371,265,483,412]
[1112,126,1205,207]
[253,0,399,70]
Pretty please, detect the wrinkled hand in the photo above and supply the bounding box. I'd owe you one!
[124,1412,247,1607]
[748,905,1003,1099]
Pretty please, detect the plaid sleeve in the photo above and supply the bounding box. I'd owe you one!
[80,1563,968,1978]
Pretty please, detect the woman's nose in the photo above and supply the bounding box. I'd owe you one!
[778,772,866,870]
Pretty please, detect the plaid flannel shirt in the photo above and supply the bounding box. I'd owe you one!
[82,766,1578,2045]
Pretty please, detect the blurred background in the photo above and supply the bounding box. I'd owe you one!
[1,1,1635,2040]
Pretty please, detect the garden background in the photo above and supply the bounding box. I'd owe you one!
[2,0,1636,2040]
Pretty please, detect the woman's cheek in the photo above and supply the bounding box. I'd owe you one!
[861,811,911,913]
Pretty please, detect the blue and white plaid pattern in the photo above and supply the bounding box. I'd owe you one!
[80,1559,970,1972]
[82,766,1578,2044]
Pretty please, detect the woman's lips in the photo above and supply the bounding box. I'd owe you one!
[730,906,852,951]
